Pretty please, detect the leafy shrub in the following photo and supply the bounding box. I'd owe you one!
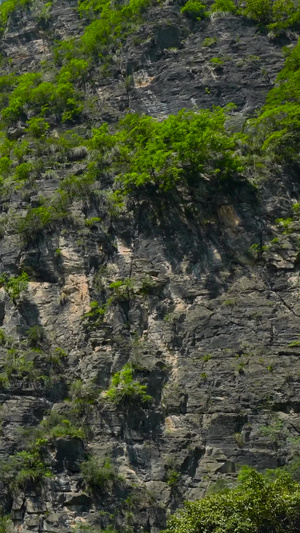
[26,325,45,348]
[254,40,300,161]
[0,0,31,35]
[202,36,217,46]
[0,449,51,491]
[0,515,13,533]
[210,57,224,65]
[109,278,134,302]
[0,329,7,346]
[90,107,243,195]
[242,0,299,27]
[105,363,152,406]
[210,0,236,13]
[14,162,32,182]
[69,379,99,407]
[166,469,181,487]
[0,156,11,176]
[79,0,151,54]
[0,271,29,300]
[0,70,83,127]
[81,456,120,493]
[17,206,54,241]
[35,0,52,26]
[0,353,36,385]
[16,202,68,243]
[26,117,50,138]
[13,140,30,163]
[180,0,208,19]
[83,300,107,329]
[163,468,300,533]
[84,216,101,227]
[39,411,85,440]
[243,0,274,23]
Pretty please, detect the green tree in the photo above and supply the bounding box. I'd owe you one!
[210,0,236,13]
[0,272,29,300]
[254,40,300,161]
[90,107,243,195]
[164,468,300,533]
[243,0,299,27]
[181,0,208,19]
[106,363,152,406]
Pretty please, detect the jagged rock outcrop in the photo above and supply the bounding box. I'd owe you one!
[0,0,299,532]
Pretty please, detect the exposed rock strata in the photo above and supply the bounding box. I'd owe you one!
[0,1,299,532]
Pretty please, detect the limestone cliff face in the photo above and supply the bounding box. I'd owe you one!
[0,1,299,532]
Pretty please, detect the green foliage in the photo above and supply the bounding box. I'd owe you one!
[210,0,236,13]
[83,300,107,329]
[288,340,300,347]
[242,0,300,28]
[210,57,224,65]
[109,278,134,301]
[69,379,99,406]
[0,448,51,491]
[180,0,208,19]
[164,468,300,533]
[52,0,153,72]
[243,0,274,23]
[105,363,152,406]
[166,469,181,487]
[0,515,12,533]
[0,271,29,300]
[0,352,36,385]
[0,71,83,127]
[26,117,50,138]
[84,216,101,226]
[25,325,45,348]
[41,416,85,440]
[0,0,31,35]
[81,456,120,493]
[83,278,137,329]
[35,0,52,25]
[14,162,32,182]
[59,58,89,82]
[16,201,68,243]
[252,39,300,162]
[90,107,243,195]
[17,206,53,241]
[202,36,217,46]
[0,156,11,175]
[0,329,7,346]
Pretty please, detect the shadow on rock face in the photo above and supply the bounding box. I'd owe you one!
[55,437,86,474]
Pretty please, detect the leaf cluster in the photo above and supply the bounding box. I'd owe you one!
[106,363,152,406]
[253,40,300,162]
[164,468,300,533]
[180,0,209,19]
[89,107,243,195]
[81,456,121,493]
[242,0,300,28]
[0,271,29,300]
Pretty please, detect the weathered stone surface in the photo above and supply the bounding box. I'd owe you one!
[0,0,299,532]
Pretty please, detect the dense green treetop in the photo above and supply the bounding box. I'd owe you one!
[89,106,244,193]
[255,39,300,160]
[164,468,300,533]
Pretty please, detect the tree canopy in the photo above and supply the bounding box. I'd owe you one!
[163,468,300,533]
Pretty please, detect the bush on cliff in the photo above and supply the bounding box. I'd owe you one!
[243,0,300,28]
[163,467,300,533]
[105,363,152,406]
[90,106,244,194]
[253,39,300,162]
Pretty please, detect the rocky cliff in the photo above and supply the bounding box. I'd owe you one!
[0,0,299,531]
